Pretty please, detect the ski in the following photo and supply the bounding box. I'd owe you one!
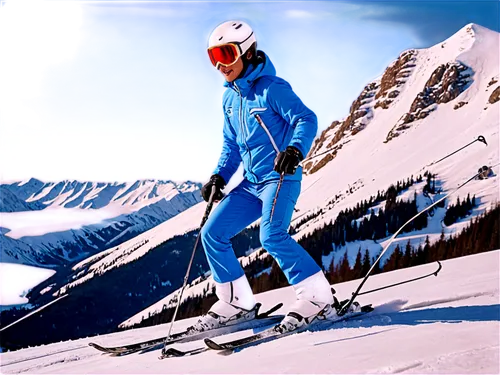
[89,302,283,355]
[162,304,374,357]
[160,315,285,359]
[204,304,374,353]
[162,346,210,358]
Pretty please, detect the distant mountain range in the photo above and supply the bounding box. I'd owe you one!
[0,179,202,267]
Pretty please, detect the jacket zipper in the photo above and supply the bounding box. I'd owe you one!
[234,83,253,175]
[254,114,280,154]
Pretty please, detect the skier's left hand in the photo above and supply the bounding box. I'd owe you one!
[274,146,303,175]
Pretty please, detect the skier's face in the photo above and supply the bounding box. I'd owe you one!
[218,57,243,83]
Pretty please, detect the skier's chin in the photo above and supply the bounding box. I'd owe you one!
[223,71,236,82]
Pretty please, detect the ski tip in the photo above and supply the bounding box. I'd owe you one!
[204,338,224,350]
[163,348,184,358]
[361,304,374,313]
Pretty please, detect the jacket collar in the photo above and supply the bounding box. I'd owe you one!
[224,51,276,94]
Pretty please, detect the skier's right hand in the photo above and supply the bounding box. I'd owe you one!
[201,174,226,202]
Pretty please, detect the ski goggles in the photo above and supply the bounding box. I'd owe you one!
[208,43,241,68]
[207,33,255,68]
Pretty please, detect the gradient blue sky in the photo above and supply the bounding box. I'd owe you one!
[0,0,498,183]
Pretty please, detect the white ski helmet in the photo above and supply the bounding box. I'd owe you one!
[208,20,256,57]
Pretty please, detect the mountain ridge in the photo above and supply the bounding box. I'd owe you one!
[304,23,498,174]
[0,179,203,267]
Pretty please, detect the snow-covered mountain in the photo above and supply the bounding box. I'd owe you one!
[0,179,202,267]
[0,178,200,212]
[304,23,498,175]
[293,23,498,240]
[1,250,498,374]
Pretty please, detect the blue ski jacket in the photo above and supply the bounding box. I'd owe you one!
[213,52,318,184]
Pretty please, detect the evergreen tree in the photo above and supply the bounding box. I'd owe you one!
[401,240,412,268]
[371,251,382,275]
[383,245,402,272]
[353,248,363,279]
[338,250,351,282]
[362,249,371,276]
[385,185,398,212]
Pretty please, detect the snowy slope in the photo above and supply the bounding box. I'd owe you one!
[297,25,500,229]
[0,179,202,267]
[1,250,498,374]
[119,235,269,328]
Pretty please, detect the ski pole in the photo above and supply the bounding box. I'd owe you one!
[338,162,499,316]
[300,135,487,169]
[0,294,68,332]
[357,261,442,296]
[270,173,284,223]
[163,185,218,342]
[428,135,487,166]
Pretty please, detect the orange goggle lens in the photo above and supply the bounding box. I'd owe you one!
[208,44,240,67]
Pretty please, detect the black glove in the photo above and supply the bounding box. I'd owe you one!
[274,146,303,175]
[201,174,226,202]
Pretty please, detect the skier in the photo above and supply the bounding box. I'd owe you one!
[191,20,352,334]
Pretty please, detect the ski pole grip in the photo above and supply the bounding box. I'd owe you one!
[209,184,217,202]
[200,185,217,229]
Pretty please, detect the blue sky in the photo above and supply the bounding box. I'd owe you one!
[0,0,498,183]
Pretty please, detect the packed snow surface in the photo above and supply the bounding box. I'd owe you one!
[1,250,498,374]
[0,263,55,305]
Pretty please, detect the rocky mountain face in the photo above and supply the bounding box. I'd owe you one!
[375,49,417,110]
[385,61,472,142]
[488,78,500,104]
[304,23,498,174]
[304,49,417,174]
[304,81,380,174]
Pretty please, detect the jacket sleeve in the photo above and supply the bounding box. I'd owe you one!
[266,80,318,158]
[213,111,241,184]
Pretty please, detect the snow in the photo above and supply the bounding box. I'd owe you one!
[0,263,56,305]
[1,250,498,374]
[0,207,121,239]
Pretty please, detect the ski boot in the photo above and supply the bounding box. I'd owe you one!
[274,271,335,334]
[330,291,362,317]
[187,275,257,332]
[274,272,363,334]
